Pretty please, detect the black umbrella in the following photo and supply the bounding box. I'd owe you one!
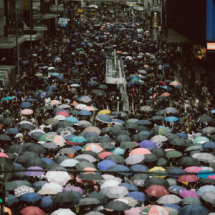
[77,198,101,206]
[125,124,137,130]
[115,135,130,142]
[41,106,53,110]
[100,127,111,134]
[2,119,14,125]
[130,174,149,181]
[0,157,15,180]
[144,177,169,188]
[195,115,214,123]
[52,192,76,203]
[0,134,11,141]
[20,123,35,130]
[131,133,148,142]
[5,153,17,160]
[54,121,74,129]
[53,155,70,164]
[200,178,215,184]
[26,144,47,154]
[100,142,115,149]
[152,116,164,120]
[170,139,187,146]
[104,155,125,163]
[22,151,39,158]
[85,135,99,143]
[79,173,104,181]
[157,158,168,168]
[24,158,46,168]
[104,201,131,211]
[82,150,98,158]
[151,148,165,157]
[58,148,76,154]
[166,133,180,141]
[15,155,30,163]
[86,193,108,204]
[46,91,55,98]
[136,125,150,132]
[6,145,22,153]
[91,90,106,96]
[178,156,201,166]
[117,130,131,136]
[99,136,112,143]
[144,154,158,162]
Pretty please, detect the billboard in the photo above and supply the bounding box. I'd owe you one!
[207,42,215,50]
[59,18,68,27]
[206,0,215,41]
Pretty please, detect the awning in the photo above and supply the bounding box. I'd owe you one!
[42,13,58,19]
[133,6,144,11]
[33,13,42,20]
[24,22,48,31]
[167,28,194,43]
[150,6,161,12]
[24,33,42,41]
[0,35,27,49]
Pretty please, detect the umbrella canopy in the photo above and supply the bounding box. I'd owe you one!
[140,205,169,215]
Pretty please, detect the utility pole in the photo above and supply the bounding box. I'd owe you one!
[15,0,20,77]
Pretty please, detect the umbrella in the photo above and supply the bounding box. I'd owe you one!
[157,194,182,204]
[196,115,214,123]
[145,185,169,197]
[106,186,129,198]
[126,191,147,201]
[140,205,169,215]
[104,201,131,211]
[14,186,34,197]
[178,156,201,166]
[51,209,76,215]
[196,185,215,195]
[6,194,19,206]
[19,102,32,108]
[201,191,215,204]
[39,196,54,208]
[125,154,145,165]
[145,177,169,188]
[179,205,209,215]
[24,166,45,177]
[177,174,199,182]
[52,192,76,203]
[20,206,45,215]
[97,160,116,171]
[168,185,186,195]
[19,193,42,202]
[180,190,200,199]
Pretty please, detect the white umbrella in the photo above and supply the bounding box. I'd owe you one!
[46,171,71,186]
[60,159,79,167]
[76,104,87,110]
[151,135,168,144]
[51,208,76,215]
[106,186,129,198]
[14,186,34,197]
[48,67,55,70]
[125,154,145,165]
[157,194,182,204]
[38,188,58,195]
[101,180,120,189]
[42,183,63,192]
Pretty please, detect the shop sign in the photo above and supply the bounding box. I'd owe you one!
[207,42,215,50]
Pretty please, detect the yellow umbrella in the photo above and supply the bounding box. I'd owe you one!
[98,110,111,115]
[35,73,43,76]
[150,170,168,178]
[149,166,166,172]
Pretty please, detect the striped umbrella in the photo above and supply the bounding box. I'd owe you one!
[169,81,181,86]
[140,205,169,215]
[82,143,103,153]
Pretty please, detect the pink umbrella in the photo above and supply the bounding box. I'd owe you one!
[177,174,199,182]
[62,185,83,194]
[21,109,33,115]
[164,148,175,151]
[99,152,114,160]
[125,207,141,215]
[180,190,201,199]
[208,175,215,179]
[76,176,96,186]
[0,153,9,158]
[184,166,202,173]
[161,92,170,97]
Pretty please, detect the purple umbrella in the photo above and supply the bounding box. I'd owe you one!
[180,190,201,199]
[24,166,45,177]
[139,140,157,148]
[63,185,83,194]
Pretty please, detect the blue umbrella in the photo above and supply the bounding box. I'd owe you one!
[66,117,79,123]
[162,204,181,212]
[167,168,186,178]
[111,148,125,155]
[197,170,215,178]
[136,120,152,125]
[57,75,64,79]
[179,204,208,215]
[2,97,14,102]
[75,62,83,65]
[97,114,112,123]
[97,160,116,171]
[126,191,147,201]
[33,181,48,191]
[45,86,56,91]
[211,110,215,113]
[14,162,24,170]
[160,86,172,91]
[19,102,32,108]
[41,158,56,165]
[196,185,215,195]
[131,77,139,79]
[78,110,92,116]
[81,43,86,45]
[69,191,83,203]
[173,85,182,90]
[139,131,153,137]
[139,140,157,148]
[131,164,149,171]
[39,196,54,207]
[127,82,136,86]
[64,135,76,140]
[165,116,179,122]
[69,136,87,143]
[19,193,42,202]
[38,92,46,99]
[168,185,186,195]
[71,146,82,151]
[84,133,99,137]
[87,81,99,87]
[6,194,19,206]
[202,141,215,148]
[164,64,171,68]
[177,133,188,139]
[112,119,126,124]
[6,128,20,134]
[119,183,138,191]
[107,165,132,175]
[71,45,76,47]
[139,70,147,74]
[25,98,37,102]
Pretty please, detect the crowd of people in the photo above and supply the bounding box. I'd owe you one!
[0,11,215,215]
